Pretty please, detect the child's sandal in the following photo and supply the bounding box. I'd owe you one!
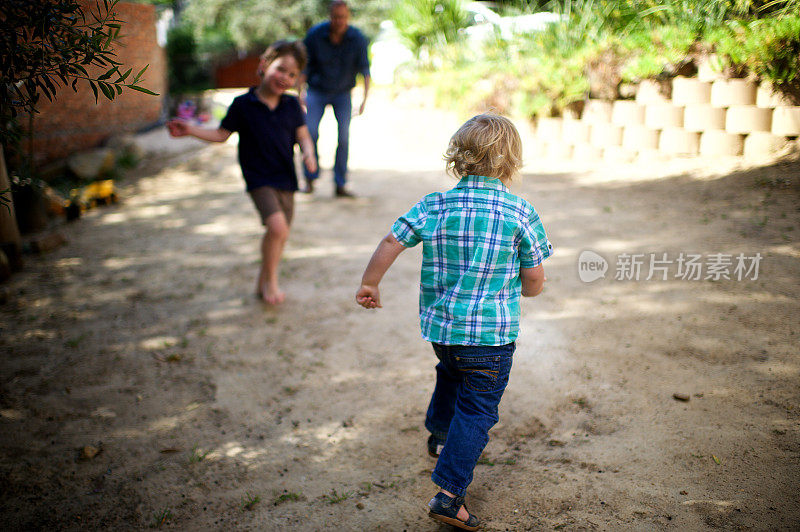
[428,492,480,531]
[427,434,445,458]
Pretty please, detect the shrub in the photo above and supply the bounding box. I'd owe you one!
[617,24,697,81]
[166,25,212,95]
[707,15,800,84]
[393,1,800,119]
[391,0,469,57]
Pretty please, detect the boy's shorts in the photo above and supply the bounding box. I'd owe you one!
[248,186,294,225]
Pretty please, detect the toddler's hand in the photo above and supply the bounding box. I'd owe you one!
[356,285,381,309]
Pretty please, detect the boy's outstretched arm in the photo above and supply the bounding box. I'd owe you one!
[296,125,318,174]
[521,264,546,297]
[167,119,231,143]
[356,233,407,309]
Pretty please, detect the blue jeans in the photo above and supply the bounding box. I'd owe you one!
[426,342,515,496]
[303,89,351,187]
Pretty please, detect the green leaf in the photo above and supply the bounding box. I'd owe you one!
[133,64,149,83]
[98,81,114,100]
[0,189,13,215]
[72,63,89,77]
[116,67,132,83]
[43,76,58,99]
[89,80,99,102]
[127,85,159,96]
[97,66,118,80]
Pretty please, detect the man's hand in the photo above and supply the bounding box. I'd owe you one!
[356,285,381,308]
[355,75,370,117]
[354,98,366,117]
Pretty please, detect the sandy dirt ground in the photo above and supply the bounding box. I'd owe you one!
[1,89,799,531]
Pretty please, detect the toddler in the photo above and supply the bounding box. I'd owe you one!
[356,113,552,530]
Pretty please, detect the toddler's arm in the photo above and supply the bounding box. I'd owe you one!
[167,119,231,143]
[296,125,318,174]
[356,233,407,309]
[521,264,545,297]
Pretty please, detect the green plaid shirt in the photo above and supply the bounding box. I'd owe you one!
[391,175,552,345]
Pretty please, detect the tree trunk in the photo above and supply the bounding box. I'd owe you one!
[0,144,23,272]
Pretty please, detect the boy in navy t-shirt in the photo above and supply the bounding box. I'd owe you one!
[169,41,317,305]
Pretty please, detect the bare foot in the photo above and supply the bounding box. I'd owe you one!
[260,282,285,305]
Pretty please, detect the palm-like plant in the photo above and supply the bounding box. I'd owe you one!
[392,0,469,57]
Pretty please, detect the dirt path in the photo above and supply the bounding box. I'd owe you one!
[1,90,798,531]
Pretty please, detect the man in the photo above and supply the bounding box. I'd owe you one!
[300,0,370,197]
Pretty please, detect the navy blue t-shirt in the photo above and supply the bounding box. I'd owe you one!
[220,89,305,192]
[303,22,370,94]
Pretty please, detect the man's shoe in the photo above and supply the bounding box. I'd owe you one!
[335,186,355,198]
[428,492,480,531]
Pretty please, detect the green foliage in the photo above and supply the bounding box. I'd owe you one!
[579,0,800,32]
[323,488,354,505]
[543,0,614,46]
[183,0,322,54]
[166,25,212,95]
[150,507,172,528]
[240,491,261,511]
[182,0,391,56]
[616,24,696,81]
[393,0,800,118]
[187,445,210,463]
[392,0,470,57]
[706,15,800,84]
[0,0,157,146]
[273,491,302,505]
[518,33,592,114]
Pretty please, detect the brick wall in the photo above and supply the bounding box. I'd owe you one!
[27,1,167,167]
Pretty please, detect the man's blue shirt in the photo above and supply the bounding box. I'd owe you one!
[220,89,305,192]
[303,22,370,94]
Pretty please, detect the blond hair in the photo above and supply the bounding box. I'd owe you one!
[259,40,307,74]
[444,113,523,182]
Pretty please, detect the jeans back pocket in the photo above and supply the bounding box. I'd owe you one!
[456,356,503,392]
